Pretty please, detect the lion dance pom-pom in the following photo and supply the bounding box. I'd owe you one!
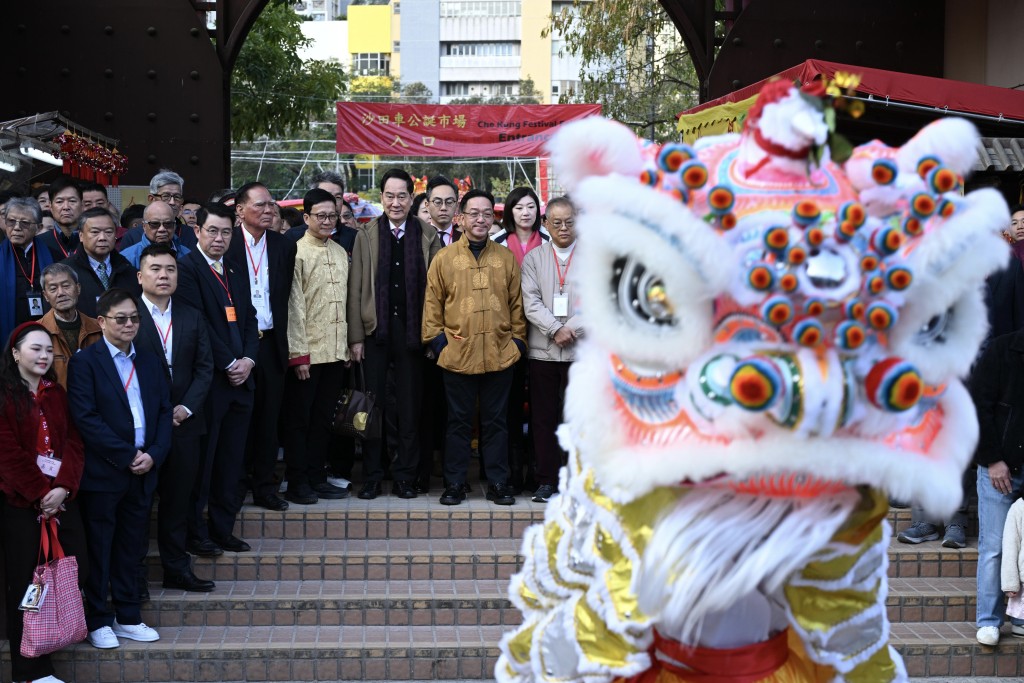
[497,79,1011,683]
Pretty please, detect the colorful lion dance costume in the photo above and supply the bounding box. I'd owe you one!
[497,80,1011,683]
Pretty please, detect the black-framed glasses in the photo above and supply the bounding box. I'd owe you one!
[311,212,339,224]
[430,198,457,208]
[201,227,233,239]
[144,220,176,230]
[153,193,183,203]
[102,314,140,326]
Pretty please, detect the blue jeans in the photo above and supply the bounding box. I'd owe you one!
[976,465,1024,628]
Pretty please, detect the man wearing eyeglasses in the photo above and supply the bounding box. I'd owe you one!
[119,201,192,268]
[62,208,141,318]
[176,203,259,556]
[1,197,55,342]
[422,189,527,506]
[118,170,199,252]
[226,182,302,510]
[426,175,461,248]
[67,287,172,650]
[348,169,440,500]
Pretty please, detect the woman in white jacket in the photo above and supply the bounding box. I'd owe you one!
[1002,496,1024,622]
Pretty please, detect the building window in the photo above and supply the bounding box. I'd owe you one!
[352,53,392,76]
[393,41,401,53]
[393,1,401,13]
[443,42,520,57]
[440,1,521,18]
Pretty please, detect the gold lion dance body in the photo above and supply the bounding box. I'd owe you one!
[497,78,1012,683]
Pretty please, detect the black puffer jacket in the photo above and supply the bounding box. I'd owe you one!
[972,328,1024,473]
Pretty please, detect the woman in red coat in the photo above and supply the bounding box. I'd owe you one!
[0,321,87,683]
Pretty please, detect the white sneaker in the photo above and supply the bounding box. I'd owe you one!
[977,625,1000,646]
[30,676,66,683]
[1012,624,1024,637]
[88,626,120,649]
[326,476,352,489]
[111,619,160,642]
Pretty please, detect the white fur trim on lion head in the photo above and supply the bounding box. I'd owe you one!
[545,117,645,193]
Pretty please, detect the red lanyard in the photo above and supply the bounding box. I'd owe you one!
[123,363,136,392]
[243,235,266,283]
[154,319,172,354]
[52,229,70,259]
[209,265,234,305]
[553,247,574,293]
[15,246,37,289]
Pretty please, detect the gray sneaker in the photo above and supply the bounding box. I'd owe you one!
[896,521,940,544]
[941,523,967,549]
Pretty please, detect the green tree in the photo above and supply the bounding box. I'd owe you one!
[449,77,544,105]
[350,75,395,102]
[399,81,434,103]
[547,0,699,140]
[231,0,348,143]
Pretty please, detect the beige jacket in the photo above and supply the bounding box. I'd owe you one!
[346,216,440,345]
[38,309,103,388]
[1003,498,1024,593]
[422,237,527,375]
[287,232,349,366]
[520,242,583,363]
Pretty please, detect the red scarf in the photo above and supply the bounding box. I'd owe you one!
[506,230,542,267]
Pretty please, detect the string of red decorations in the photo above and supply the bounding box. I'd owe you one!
[54,132,128,186]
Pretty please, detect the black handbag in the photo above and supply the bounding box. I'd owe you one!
[331,363,382,440]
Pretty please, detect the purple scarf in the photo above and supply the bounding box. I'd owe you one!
[375,216,427,349]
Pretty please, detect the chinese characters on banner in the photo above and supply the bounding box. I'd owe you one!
[336,103,602,157]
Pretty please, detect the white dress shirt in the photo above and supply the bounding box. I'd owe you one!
[242,229,273,331]
[103,337,146,449]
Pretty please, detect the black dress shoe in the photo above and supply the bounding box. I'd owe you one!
[358,481,382,500]
[139,585,151,602]
[393,480,417,499]
[253,493,289,511]
[312,481,350,500]
[187,538,224,557]
[212,535,251,553]
[439,483,466,506]
[486,482,516,506]
[163,571,216,593]
[413,477,430,494]
[284,484,318,505]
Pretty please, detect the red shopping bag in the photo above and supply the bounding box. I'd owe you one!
[20,516,87,657]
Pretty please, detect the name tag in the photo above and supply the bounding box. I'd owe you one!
[27,294,44,316]
[131,404,143,429]
[225,306,237,322]
[36,454,61,478]
[252,289,264,302]
[552,293,569,318]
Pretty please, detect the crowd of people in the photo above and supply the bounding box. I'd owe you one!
[0,167,580,683]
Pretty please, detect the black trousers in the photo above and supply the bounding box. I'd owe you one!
[157,431,203,576]
[443,367,513,486]
[529,360,571,487]
[247,333,286,497]
[80,477,151,631]
[418,357,447,483]
[283,361,346,489]
[362,318,423,483]
[3,500,87,682]
[190,376,253,542]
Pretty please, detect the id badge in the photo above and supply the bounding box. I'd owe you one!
[251,288,264,303]
[225,306,237,322]
[552,293,569,318]
[36,454,62,478]
[131,405,143,429]
[19,582,47,612]
[27,294,44,316]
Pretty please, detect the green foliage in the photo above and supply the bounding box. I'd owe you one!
[231,2,347,143]
[547,0,699,141]
[350,75,396,101]
[399,81,434,103]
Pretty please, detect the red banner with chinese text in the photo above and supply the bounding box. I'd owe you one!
[336,103,602,157]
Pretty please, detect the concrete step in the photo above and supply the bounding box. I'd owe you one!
[144,537,524,582]
[141,578,519,628]
[888,537,978,579]
[893,622,1024,677]
[887,577,976,624]
[39,624,506,682]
